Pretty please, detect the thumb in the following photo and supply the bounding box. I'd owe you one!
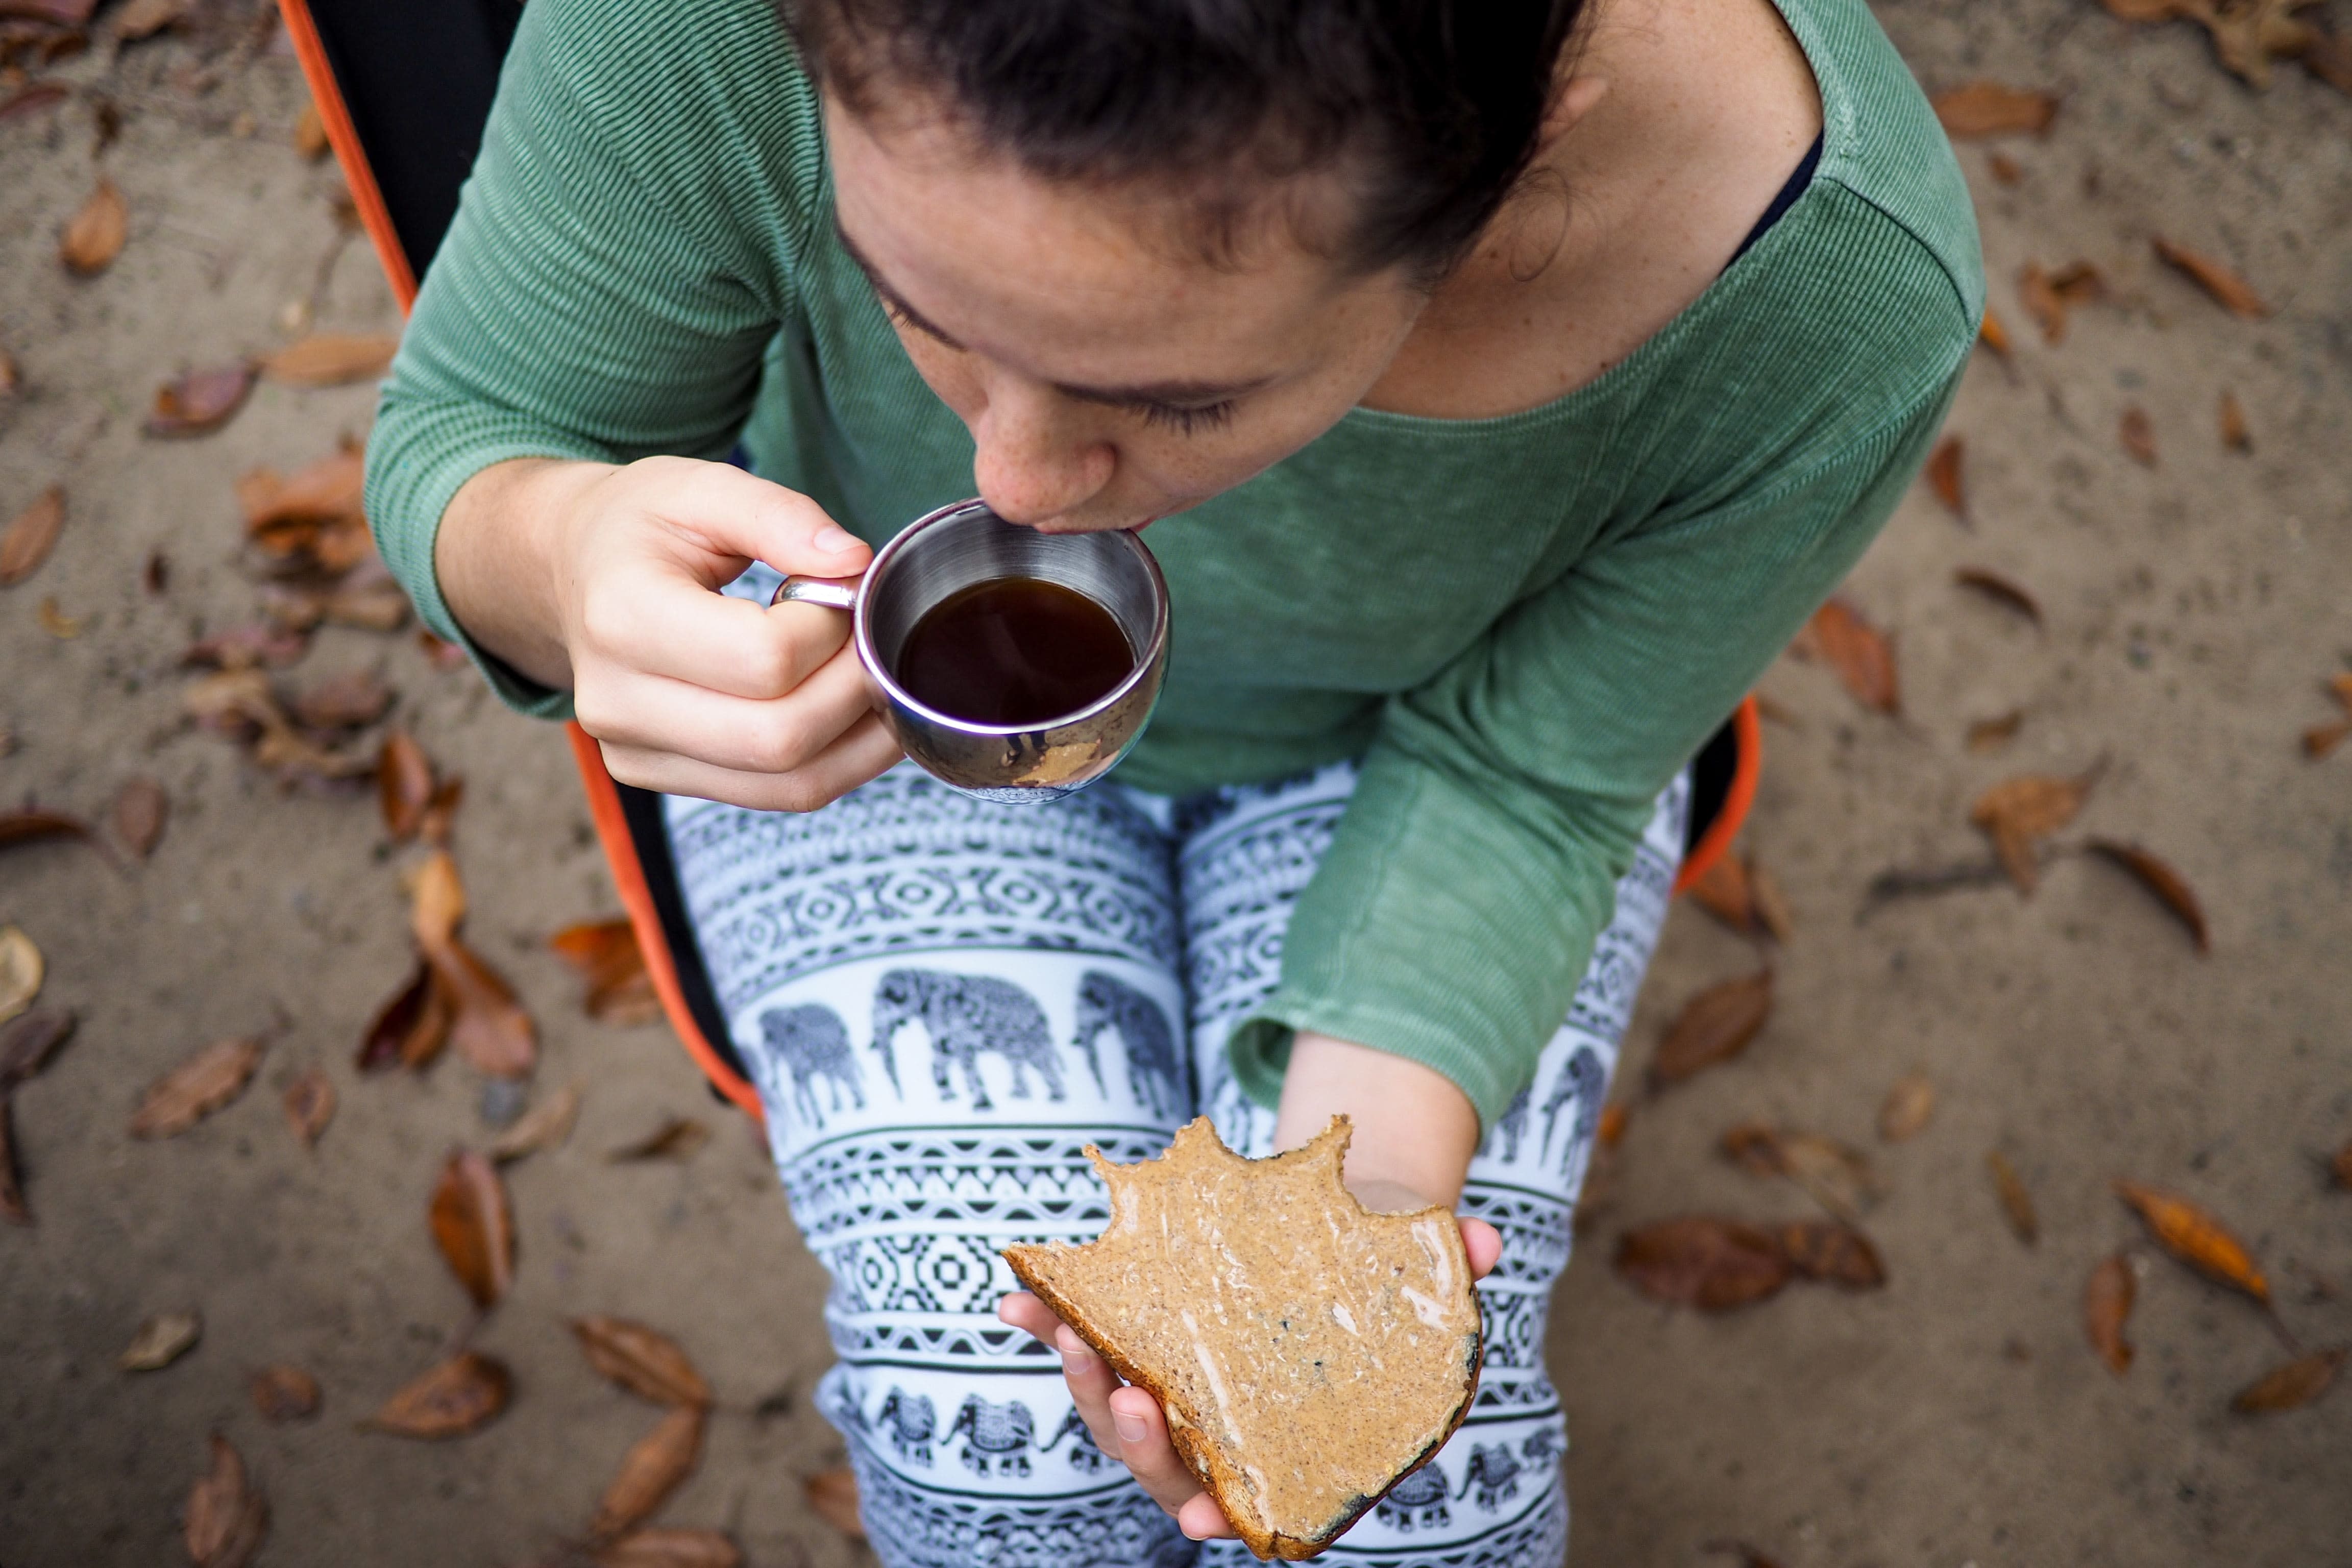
[629,456,873,585]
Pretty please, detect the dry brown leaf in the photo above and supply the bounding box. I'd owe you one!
[364,1351,511,1438]
[2115,1180,2269,1302]
[491,1084,581,1163]
[572,1316,712,1408]
[290,669,393,731]
[551,919,662,1025]
[594,1530,744,1568]
[251,1364,322,1423]
[183,623,310,671]
[1649,970,1773,1085]
[804,1467,863,1537]
[2101,0,2186,18]
[237,445,364,547]
[1,1099,29,1226]
[378,731,435,841]
[432,941,537,1080]
[1797,599,1899,715]
[1700,1543,1787,1568]
[1988,152,2024,184]
[2312,720,2352,761]
[109,776,168,859]
[410,849,467,952]
[0,813,91,861]
[1777,1221,1886,1288]
[0,347,18,395]
[59,177,125,275]
[1924,436,1965,518]
[37,597,81,638]
[1954,567,2043,626]
[1596,1101,1630,1150]
[1748,860,1795,943]
[120,1309,202,1370]
[258,333,398,387]
[2085,1254,2136,1375]
[1978,308,2012,358]
[143,363,252,438]
[183,1432,268,1568]
[429,1149,514,1309]
[1721,1125,1878,1225]
[2018,261,2104,345]
[1,485,64,585]
[2088,840,2210,953]
[282,1068,334,1147]
[0,926,44,1026]
[2333,673,2352,713]
[1931,82,2060,137]
[1686,854,1754,933]
[292,100,328,160]
[0,83,69,123]
[129,1037,264,1138]
[2219,390,2251,452]
[2301,27,2352,94]
[2332,1140,2352,1189]
[592,1405,706,1539]
[609,1117,711,1163]
[358,959,450,1072]
[1987,1150,2038,1244]
[0,1007,76,1089]
[1968,710,2024,753]
[1613,1217,1793,1311]
[2152,237,2269,318]
[2233,1349,2346,1413]
[1970,767,2100,894]
[2120,407,2159,468]
[1878,1074,1936,1142]
[110,0,185,40]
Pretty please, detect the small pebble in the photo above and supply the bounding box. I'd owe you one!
[479,1078,527,1128]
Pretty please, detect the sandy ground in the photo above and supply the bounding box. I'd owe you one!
[2,1,2348,1564]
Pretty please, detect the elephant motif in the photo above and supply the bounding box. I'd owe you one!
[872,969,1064,1111]
[1039,1405,1111,1473]
[877,1386,937,1466]
[1538,1046,1607,1172]
[946,1393,1036,1477]
[1374,1464,1452,1532]
[1072,971,1186,1117]
[1519,1427,1563,1471]
[1482,1086,1531,1163]
[1455,1442,1524,1510]
[757,1002,862,1129]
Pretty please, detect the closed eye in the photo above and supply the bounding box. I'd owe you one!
[1136,400,1237,436]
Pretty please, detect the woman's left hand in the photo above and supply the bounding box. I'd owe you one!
[996,1196,1502,1543]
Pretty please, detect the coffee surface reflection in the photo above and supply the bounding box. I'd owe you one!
[892,576,1136,727]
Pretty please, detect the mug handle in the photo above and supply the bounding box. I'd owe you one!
[772,575,859,611]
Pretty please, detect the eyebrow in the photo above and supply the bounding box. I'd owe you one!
[834,218,1275,409]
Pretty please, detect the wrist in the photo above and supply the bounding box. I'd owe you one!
[1270,1032,1480,1210]
[436,456,614,690]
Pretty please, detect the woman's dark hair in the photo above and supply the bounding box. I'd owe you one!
[788,0,1586,282]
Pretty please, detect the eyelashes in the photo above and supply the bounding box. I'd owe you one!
[1138,400,1237,436]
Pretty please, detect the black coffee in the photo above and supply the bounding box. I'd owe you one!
[893,577,1136,726]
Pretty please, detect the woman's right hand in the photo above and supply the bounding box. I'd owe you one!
[435,454,908,813]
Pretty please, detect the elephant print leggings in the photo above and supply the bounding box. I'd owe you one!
[665,761,1685,1568]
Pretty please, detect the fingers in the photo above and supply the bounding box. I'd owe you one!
[1105,1386,1234,1539]
[599,709,903,814]
[576,568,854,701]
[621,455,872,582]
[576,637,880,774]
[1461,1216,1503,1280]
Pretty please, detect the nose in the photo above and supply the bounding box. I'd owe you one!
[969,382,1116,527]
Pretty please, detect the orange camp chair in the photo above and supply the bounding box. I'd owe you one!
[279,0,1760,1122]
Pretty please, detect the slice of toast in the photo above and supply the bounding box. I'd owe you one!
[1002,1116,1482,1561]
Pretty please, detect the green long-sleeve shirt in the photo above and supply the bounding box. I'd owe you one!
[365,0,1980,1129]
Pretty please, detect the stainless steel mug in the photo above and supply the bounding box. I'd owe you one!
[773,498,1169,804]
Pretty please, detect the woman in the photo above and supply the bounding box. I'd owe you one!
[366,0,1977,1561]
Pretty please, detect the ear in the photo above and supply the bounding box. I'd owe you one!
[1540,74,1612,146]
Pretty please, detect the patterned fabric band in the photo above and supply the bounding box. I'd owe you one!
[666,761,1687,1568]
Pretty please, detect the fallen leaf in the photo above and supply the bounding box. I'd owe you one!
[182,623,310,671]
[359,960,448,1073]
[429,1149,515,1309]
[363,1351,511,1438]
[1651,970,1773,1085]
[183,668,281,737]
[143,363,252,438]
[183,1432,268,1568]
[2219,391,2251,452]
[37,597,81,638]
[2314,721,2352,761]
[1953,567,2042,626]
[258,333,398,386]
[129,1037,264,1138]
[378,731,436,840]
[804,1467,863,1537]
[1988,151,2024,184]
[0,1007,76,1088]
[2100,0,2185,19]
[1748,860,1795,943]
[59,176,125,275]
[1931,81,2059,137]
[1596,1101,1630,1150]
[2018,260,2104,345]
[418,776,463,845]
[551,918,662,1025]
[2333,1140,2352,1189]
[1924,436,1965,518]
[1613,1217,1792,1310]
[120,1309,202,1370]
[292,100,328,160]
[594,1530,744,1568]
[0,925,43,1025]
[1970,766,2100,894]
[0,346,17,394]
[2115,1180,2269,1302]
[2088,840,2209,952]
[110,776,168,859]
[1,485,64,585]
[572,1315,712,1408]
[1795,599,1899,715]
[609,1117,711,1163]
[1968,709,2023,753]
[593,1404,706,1539]
[2152,237,2268,318]
[1699,1543,1786,1568]
[1878,1074,1935,1142]
[2334,674,2352,713]
[410,849,467,951]
[491,1084,581,1163]
[237,446,363,552]
[1978,308,2012,358]
[1777,1221,1885,1288]
[2301,26,2352,94]
[291,669,394,731]
[0,81,69,121]
[0,0,96,27]
[2120,407,2158,468]
[2233,1349,2346,1413]
[0,813,91,861]
[282,1068,334,1147]
[251,1364,322,1422]
[2085,1254,2136,1375]
[1686,854,1754,932]
[110,0,185,40]
[1721,1125,1878,1225]
[0,1098,28,1225]
[431,941,537,1080]
[1987,1150,2038,1244]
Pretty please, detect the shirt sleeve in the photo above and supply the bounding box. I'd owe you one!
[1229,362,1966,1131]
[362,0,815,716]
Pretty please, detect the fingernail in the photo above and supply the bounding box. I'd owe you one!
[1059,1344,1091,1375]
[1113,1411,1147,1444]
[813,525,857,554]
